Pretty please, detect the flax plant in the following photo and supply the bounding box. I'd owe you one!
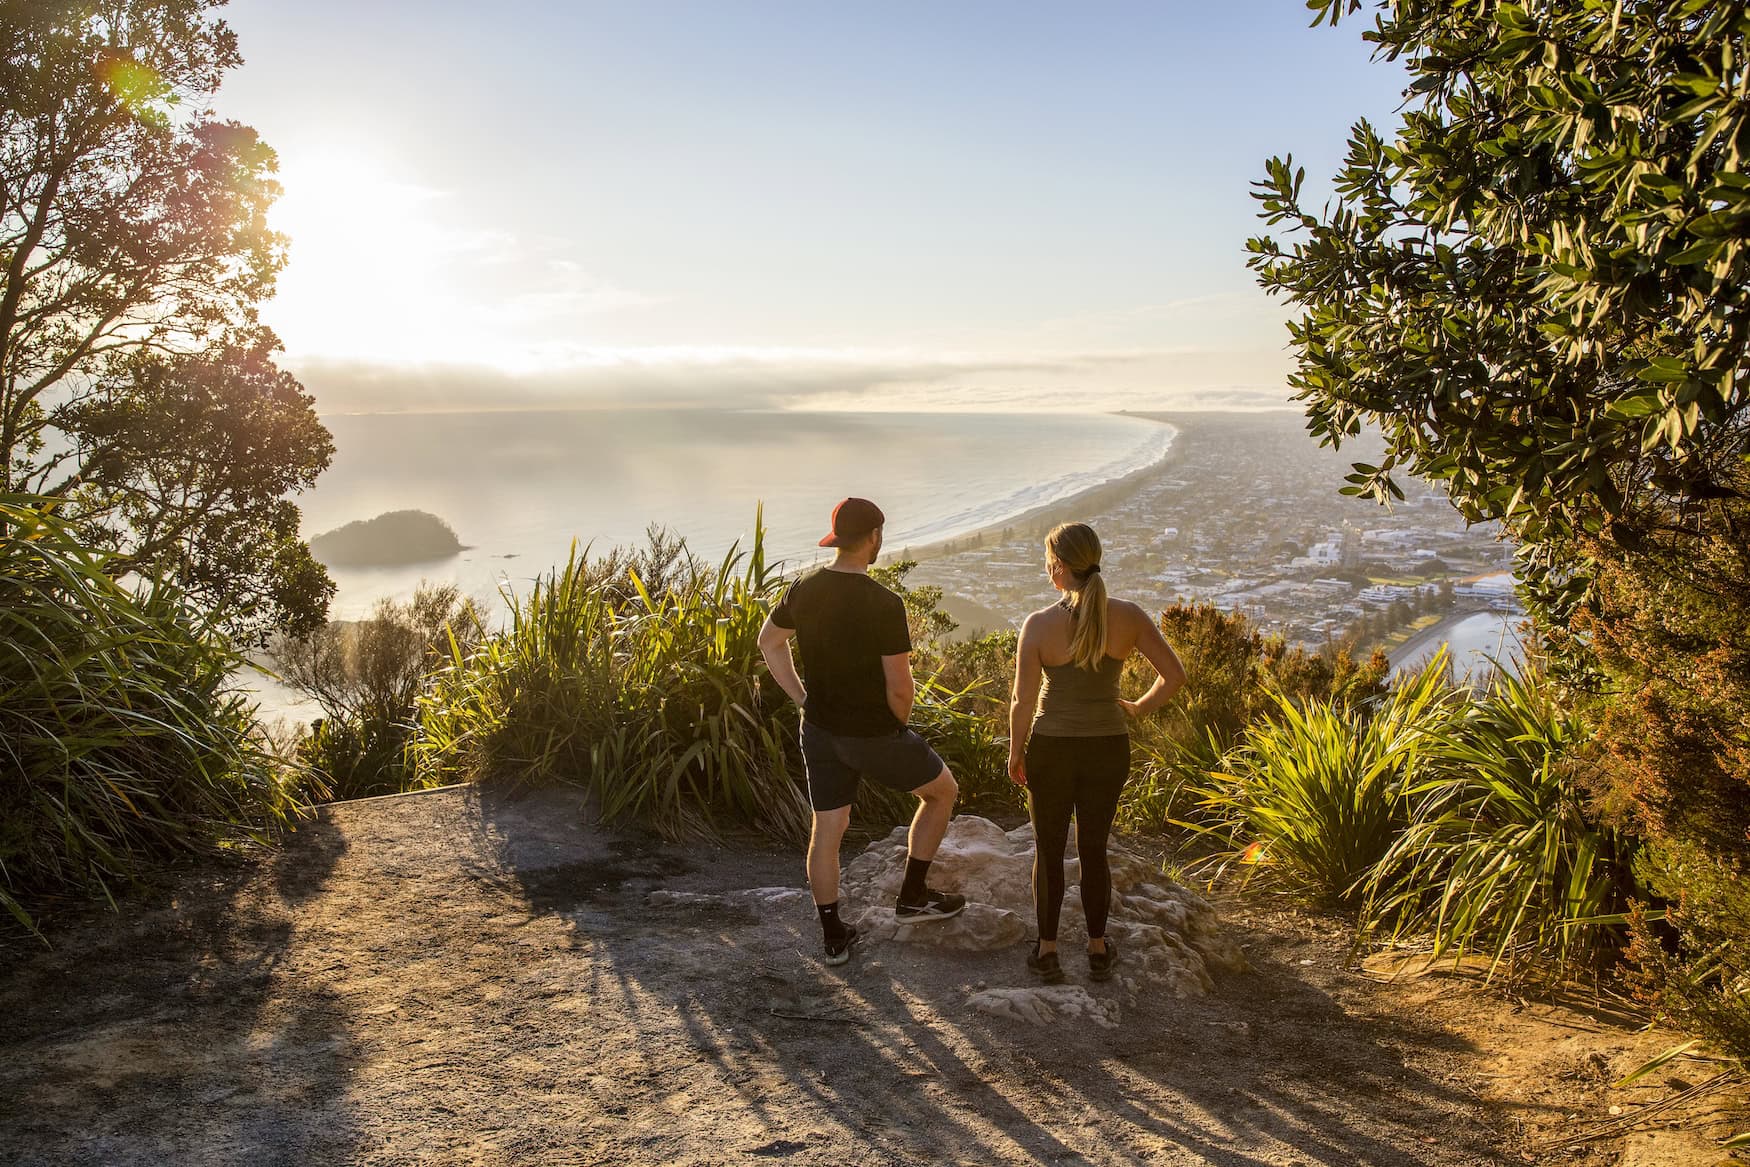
[1120,727,1226,835]
[908,674,1011,816]
[415,541,611,787]
[1362,666,1631,979]
[415,512,813,842]
[0,497,300,932]
[1190,652,1462,908]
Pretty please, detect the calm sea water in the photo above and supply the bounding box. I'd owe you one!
[299,409,1176,620]
[1392,602,1524,680]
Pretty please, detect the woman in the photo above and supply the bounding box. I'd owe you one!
[1008,521,1187,983]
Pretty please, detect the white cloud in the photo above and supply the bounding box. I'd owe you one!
[263,153,661,369]
[290,346,1296,416]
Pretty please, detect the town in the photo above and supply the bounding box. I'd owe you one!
[905,410,1521,649]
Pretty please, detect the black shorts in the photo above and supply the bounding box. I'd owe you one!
[800,721,946,812]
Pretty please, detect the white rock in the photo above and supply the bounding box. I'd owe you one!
[716,815,1239,1025]
[645,890,725,907]
[853,902,1029,951]
[743,887,810,907]
[836,815,1243,1001]
[968,985,1120,1029]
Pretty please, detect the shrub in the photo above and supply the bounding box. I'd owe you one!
[1363,666,1633,979]
[1573,501,1750,1057]
[910,674,1015,818]
[415,518,814,841]
[1251,0,1750,1047]
[1119,726,1228,836]
[275,583,476,800]
[1121,603,1389,832]
[1189,652,1461,908]
[1626,840,1750,1059]
[1150,603,1389,754]
[0,497,301,930]
[872,561,1022,817]
[295,715,412,803]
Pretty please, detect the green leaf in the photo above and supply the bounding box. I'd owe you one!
[1637,357,1690,384]
[1667,239,1725,266]
[1605,392,1664,419]
[1614,1040,1698,1088]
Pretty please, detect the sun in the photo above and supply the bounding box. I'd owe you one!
[262,151,500,367]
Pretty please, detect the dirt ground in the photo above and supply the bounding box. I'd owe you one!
[1,784,1743,1167]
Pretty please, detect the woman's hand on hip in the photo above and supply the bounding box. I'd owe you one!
[1118,698,1144,719]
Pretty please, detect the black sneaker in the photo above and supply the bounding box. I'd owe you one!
[894,888,966,922]
[1027,943,1067,985]
[1088,937,1120,982]
[824,923,859,967]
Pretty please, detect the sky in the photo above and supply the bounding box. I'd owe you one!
[216,1,1407,414]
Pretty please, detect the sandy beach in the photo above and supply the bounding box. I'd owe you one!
[897,412,1185,568]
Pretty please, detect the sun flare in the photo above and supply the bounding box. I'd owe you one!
[264,152,511,367]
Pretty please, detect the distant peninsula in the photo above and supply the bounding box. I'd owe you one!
[308,510,466,567]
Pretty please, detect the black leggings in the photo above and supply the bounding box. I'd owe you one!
[1025,733,1130,943]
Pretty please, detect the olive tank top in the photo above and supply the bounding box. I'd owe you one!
[1032,654,1127,737]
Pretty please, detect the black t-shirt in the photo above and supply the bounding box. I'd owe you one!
[770,567,911,736]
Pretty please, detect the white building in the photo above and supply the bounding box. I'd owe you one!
[1454,573,1520,611]
[1359,583,1418,606]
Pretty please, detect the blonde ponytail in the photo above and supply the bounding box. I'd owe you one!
[1045,522,1109,670]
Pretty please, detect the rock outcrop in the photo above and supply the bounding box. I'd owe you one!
[645,815,1242,1027]
[838,815,1245,1005]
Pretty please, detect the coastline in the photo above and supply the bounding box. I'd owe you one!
[892,413,1183,568]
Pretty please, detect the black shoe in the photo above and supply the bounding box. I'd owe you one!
[1027,943,1067,985]
[824,923,859,967]
[895,888,966,922]
[1088,937,1120,982]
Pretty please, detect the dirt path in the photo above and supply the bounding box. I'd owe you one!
[1,786,1739,1166]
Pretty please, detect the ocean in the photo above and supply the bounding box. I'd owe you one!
[299,409,1177,620]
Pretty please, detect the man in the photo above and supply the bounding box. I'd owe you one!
[759,497,967,966]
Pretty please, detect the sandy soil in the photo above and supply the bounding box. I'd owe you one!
[1,785,1742,1167]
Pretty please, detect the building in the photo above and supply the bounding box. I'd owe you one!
[1454,574,1520,611]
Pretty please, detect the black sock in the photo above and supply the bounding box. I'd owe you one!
[900,857,931,904]
[817,901,847,940]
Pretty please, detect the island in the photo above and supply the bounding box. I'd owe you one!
[307,510,466,567]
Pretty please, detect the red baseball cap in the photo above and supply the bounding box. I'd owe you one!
[819,497,885,547]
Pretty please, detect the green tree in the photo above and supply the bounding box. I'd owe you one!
[1249,1,1750,615]
[869,559,958,646]
[1,0,332,639]
[1254,0,1749,1055]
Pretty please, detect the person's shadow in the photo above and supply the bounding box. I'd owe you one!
[0,812,361,1167]
[473,783,1510,1166]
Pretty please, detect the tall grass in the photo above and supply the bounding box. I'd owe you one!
[0,496,301,931]
[1187,647,1637,980]
[909,674,1013,816]
[278,583,477,800]
[1119,726,1226,834]
[869,562,1019,816]
[1118,603,1390,833]
[415,514,813,841]
[1190,651,1461,907]
[1363,666,1633,977]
